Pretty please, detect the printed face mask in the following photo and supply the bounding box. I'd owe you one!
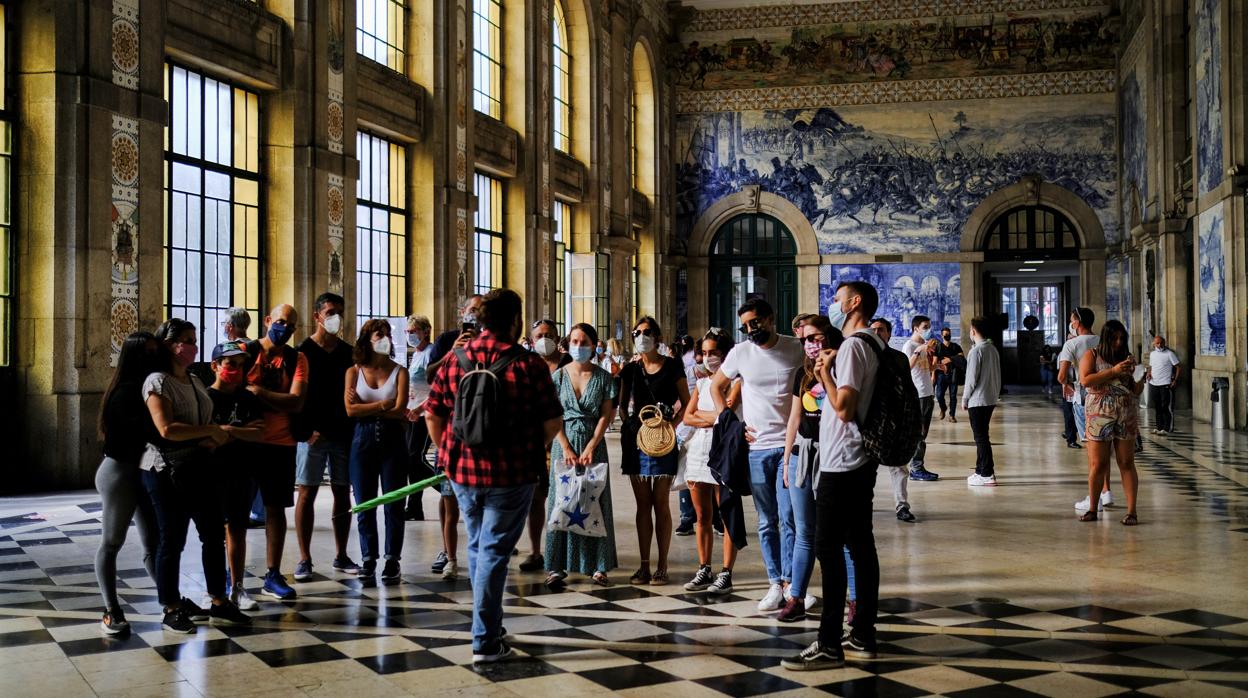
[803,340,823,360]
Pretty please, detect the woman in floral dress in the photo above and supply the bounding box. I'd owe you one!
[1078,320,1144,525]
[545,323,618,587]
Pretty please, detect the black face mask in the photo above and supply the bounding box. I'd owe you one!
[748,327,772,345]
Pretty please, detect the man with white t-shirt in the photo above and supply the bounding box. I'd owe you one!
[901,316,940,483]
[782,280,882,672]
[1147,336,1181,434]
[1057,307,1112,513]
[711,298,805,614]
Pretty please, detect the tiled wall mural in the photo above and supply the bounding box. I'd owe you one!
[819,263,961,347]
[1195,0,1223,197]
[1198,202,1226,356]
[109,0,141,365]
[1105,256,1120,325]
[1119,34,1148,227]
[327,0,346,294]
[676,94,1117,255]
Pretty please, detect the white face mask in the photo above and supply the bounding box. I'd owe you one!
[634,335,656,354]
[322,314,342,335]
[703,355,722,374]
[534,337,557,357]
[372,337,392,356]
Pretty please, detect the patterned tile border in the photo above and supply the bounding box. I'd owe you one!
[109,116,140,366]
[110,0,140,89]
[676,69,1115,113]
[685,0,1110,33]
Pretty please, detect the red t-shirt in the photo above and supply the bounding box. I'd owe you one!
[246,347,309,446]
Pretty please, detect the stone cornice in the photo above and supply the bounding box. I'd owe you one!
[684,0,1110,33]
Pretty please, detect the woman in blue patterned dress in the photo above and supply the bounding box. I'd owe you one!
[545,323,619,587]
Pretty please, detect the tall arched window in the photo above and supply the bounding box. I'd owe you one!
[630,43,654,196]
[472,0,503,118]
[984,205,1080,260]
[552,1,571,153]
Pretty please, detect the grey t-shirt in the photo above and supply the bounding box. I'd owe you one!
[139,371,214,472]
[1057,335,1098,404]
[819,331,882,473]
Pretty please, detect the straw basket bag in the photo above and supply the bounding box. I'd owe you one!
[636,405,676,457]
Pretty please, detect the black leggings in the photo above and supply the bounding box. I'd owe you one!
[815,463,879,648]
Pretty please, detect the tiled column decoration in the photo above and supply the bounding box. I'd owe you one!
[109,0,140,365]
[455,0,469,299]
[328,174,345,293]
[327,0,346,293]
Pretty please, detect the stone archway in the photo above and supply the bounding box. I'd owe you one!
[685,186,821,335]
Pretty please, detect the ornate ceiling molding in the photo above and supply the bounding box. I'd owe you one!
[684,0,1111,33]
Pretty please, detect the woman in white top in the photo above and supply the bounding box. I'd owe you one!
[345,319,410,582]
[681,328,742,595]
[404,314,435,519]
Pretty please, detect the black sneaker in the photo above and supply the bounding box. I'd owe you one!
[101,609,130,636]
[713,520,724,537]
[781,640,844,671]
[909,466,939,482]
[208,600,251,626]
[179,597,209,621]
[162,607,196,634]
[332,555,361,575]
[842,631,878,660]
[359,561,377,579]
[472,639,514,663]
[381,559,401,582]
[674,519,695,536]
[708,569,734,595]
[684,565,713,591]
[896,505,916,523]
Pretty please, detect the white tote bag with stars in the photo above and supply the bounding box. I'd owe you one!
[546,462,608,538]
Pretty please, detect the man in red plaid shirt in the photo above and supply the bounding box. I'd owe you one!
[425,288,562,663]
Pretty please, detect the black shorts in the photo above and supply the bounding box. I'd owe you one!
[223,467,256,525]
[252,443,297,508]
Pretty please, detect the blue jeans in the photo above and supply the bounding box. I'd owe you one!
[349,420,407,563]
[786,456,816,599]
[678,490,694,525]
[748,448,794,585]
[843,546,857,601]
[451,481,536,654]
[1073,402,1087,442]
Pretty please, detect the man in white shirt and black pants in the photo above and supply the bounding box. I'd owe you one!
[782,281,882,671]
[963,317,1002,486]
[1147,336,1181,434]
[901,317,940,483]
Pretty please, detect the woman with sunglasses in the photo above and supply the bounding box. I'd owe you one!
[619,317,691,586]
[778,315,841,622]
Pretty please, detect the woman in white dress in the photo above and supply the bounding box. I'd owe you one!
[680,328,742,595]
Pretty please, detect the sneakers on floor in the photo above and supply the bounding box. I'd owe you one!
[708,570,734,595]
[209,600,251,626]
[472,640,514,664]
[781,640,844,671]
[431,550,449,574]
[162,607,197,634]
[293,560,313,582]
[442,560,459,581]
[674,519,695,536]
[101,609,130,636]
[179,597,209,621]
[359,561,376,579]
[684,565,714,591]
[967,473,997,487]
[230,583,258,611]
[842,631,878,660]
[758,582,785,613]
[518,553,545,573]
[776,597,806,623]
[896,504,917,522]
[1075,496,1105,513]
[1067,441,1083,449]
[261,570,297,600]
[332,555,361,575]
[909,465,940,481]
[381,559,401,582]
[1100,490,1114,508]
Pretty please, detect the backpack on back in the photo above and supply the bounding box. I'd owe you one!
[452,345,527,448]
[851,331,923,467]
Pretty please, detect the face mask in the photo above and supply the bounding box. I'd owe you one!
[828,302,848,331]
[634,335,656,354]
[919,327,932,340]
[942,334,951,343]
[217,365,245,385]
[174,343,198,368]
[373,337,392,356]
[533,337,557,356]
[804,340,823,360]
[703,356,722,374]
[407,331,422,348]
[596,347,605,355]
[322,314,342,335]
[1069,322,1078,336]
[748,327,772,345]
[569,345,594,364]
[268,322,294,346]
[463,310,479,325]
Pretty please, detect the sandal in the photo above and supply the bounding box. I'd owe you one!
[591,571,611,587]
[629,568,651,585]
[649,569,669,586]
[1121,513,1139,526]
[544,572,567,590]
[1078,511,1098,522]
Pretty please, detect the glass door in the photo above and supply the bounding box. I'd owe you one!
[1000,284,1062,346]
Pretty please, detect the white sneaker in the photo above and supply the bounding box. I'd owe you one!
[200,593,214,609]
[1074,496,1105,512]
[967,473,997,487]
[759,583,785,613]
[231,584,258,611]
[1100,491,1114,508]
[442,560,459,581]
[804,594,817,610]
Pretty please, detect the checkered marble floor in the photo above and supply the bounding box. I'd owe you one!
[1,394,1247,697]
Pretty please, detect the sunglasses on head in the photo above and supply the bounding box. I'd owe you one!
[632,328,655,338]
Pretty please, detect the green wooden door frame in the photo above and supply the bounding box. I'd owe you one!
[707,214,798,337]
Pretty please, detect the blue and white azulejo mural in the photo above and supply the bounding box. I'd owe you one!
[1195,0,1223,197]
[1198,202,1226,356]
[820,264,961,348]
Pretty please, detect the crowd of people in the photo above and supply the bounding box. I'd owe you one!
[92,282,1151,670]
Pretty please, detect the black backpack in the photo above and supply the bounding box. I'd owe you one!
[850,331,922,467]
[451,346,527,448]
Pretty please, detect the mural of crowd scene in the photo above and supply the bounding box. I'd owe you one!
[820,263,961,348]
[1198,202,1226,356]
[1105,256,1121,326]
[1195,0,1223,197]
[675,95,1117,255]
[671,7,1117,91]
[1119,54,1148,226]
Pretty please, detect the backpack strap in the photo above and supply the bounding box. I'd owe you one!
[486,346,527,375]
[850,331,886,356]
[454,346,475,373]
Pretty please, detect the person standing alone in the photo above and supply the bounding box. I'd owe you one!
[963,317,1002,487]
[1146,336,1181,434]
